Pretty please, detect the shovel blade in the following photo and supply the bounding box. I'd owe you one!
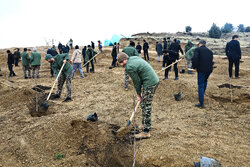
[41,102,49,111]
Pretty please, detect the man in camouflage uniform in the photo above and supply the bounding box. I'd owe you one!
[85,45,98,73]
[30,47,41,78]
[21,48,31,79]
[122,41,139,90]
[185,46,197,74]
[118,52,159,139]
[45,53,73,102]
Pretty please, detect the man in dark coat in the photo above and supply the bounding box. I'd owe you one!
[143,40,149,61]
[168,39,184,80]
[136,42,142,57]
[156,41,163,62]
[58,42,63,54]
[91,41,95,50]
[163,38,168,50]
[225,35,241,78]
[7,50,16,77]
[110,42,117,68]
[14,48,21,66]
[47,48,58,77]
[162,49,179,80]
[192,40,213,108]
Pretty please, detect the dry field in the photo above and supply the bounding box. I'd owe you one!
[0,43,249,167]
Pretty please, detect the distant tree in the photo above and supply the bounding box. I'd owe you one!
[237,24,245,32]
[185,26,192,33]
[208,23,222,38]
[221,23,234,33]
[245,26,250,32]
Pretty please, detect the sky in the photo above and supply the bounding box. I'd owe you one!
[0,0,249,49]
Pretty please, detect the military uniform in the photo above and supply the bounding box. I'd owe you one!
[21,51,31,78]
[185,46,196,71]
[85,48,97,73]
[30,51,41,78]
[51,53,73,99]
[122,46,139,89]
[126,56,159,132]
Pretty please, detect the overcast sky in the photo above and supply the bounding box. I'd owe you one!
[0,0,249,49]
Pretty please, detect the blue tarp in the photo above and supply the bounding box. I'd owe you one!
[104,34,123,46]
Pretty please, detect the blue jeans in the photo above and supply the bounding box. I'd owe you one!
[197,72,211,105]
[72,63,84,78]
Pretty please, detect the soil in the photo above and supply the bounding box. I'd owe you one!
[0,43,250,167]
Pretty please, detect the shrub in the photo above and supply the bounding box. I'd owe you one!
[208,23,222,38]
[237,24,245,32]
[221,23,234,33]
[185,26,192,33]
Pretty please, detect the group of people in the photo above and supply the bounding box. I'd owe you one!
[4,35,242,139]
[116,35,241,139]
[6,48,41,79]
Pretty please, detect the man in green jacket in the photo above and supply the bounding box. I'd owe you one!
[85,45,98,73]
[185,46,197,74]
[45,53,73,102]
[30,47,41,78]
[118,52,159,139]
[122,41,139,90]
[21,48,31,79]
[184,40,194,53]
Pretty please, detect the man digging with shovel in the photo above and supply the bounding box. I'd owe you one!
[45,53,73,102]
[118,52,159,139]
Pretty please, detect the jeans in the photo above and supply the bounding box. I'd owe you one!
[72,63,84,78]
[197,72,211,105]
[15,58,19,66]
[111,55,117,67]
[8,64,15,76]
[228,59,239,78]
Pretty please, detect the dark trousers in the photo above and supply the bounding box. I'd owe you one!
[111,55,117,67]
[86,59,94,73]
[197,72,211,105]
[164,61,178,78]
[15,58,19,66]
[143,50,149,61]
[8,64,15,76]
[228,59,239,78]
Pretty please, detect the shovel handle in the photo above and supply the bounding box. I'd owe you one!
[46,61,66,101]
[126,101,141,127]
[157,58,183,74]
[82,52,100,67]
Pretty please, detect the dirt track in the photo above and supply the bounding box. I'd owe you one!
[0,46,250,167]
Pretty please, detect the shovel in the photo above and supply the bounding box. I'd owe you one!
[82,52,100,67]
[116,101,140,138]
[41,61,66,111]
[157,58,183,74]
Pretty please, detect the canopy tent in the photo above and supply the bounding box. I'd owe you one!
[103,34,123,46]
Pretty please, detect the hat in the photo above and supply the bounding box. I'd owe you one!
[33,47,37,51]
[45,54,53,60]
[198,40,206,45]
[118,52,128,63]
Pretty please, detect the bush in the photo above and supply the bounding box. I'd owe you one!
[185,26,192,33]
[208,23,222,38]
[245,26,250,32]
[237,24,245,32]
[221,23,234,33]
